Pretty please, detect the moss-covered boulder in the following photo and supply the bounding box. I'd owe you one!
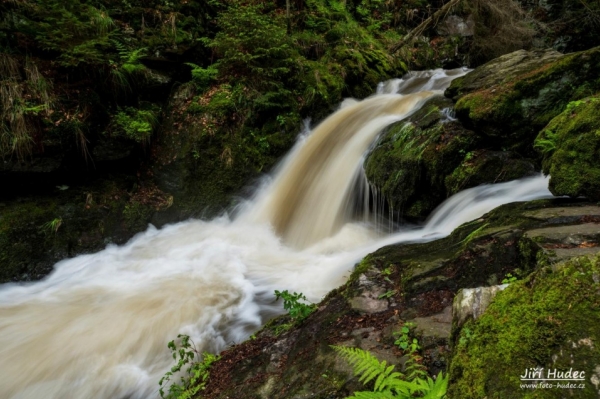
[535,95,600,201]
[448,254,600,399]
[364,96,478,219]
[364,96,536,219]
[446,46,600,154]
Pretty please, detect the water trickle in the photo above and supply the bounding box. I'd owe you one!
[0,68,551,399]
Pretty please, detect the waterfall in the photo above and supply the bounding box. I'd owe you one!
[0,69,552,399]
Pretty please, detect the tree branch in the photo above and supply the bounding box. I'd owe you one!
[390,0,462,54]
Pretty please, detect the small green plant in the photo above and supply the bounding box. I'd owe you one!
[185,63,218,92]
[564,98,597,112]
[332,345,448,398]
[534,129,558,154]
[275,290,315,321]
[112,104,160,143]
[458,327,474,347]
[159,334,219,399]
[501,273,518,284]
[272,290,316,334]
[393,322,415,350]
[41,217,62,235]
[378,290,396,299]
[393,322,429,382]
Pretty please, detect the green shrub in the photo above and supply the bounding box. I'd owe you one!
[159,334,219,399]
[186,63,218,92]
[271,289,316,334]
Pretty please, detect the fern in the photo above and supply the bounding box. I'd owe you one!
[534,129,558,154]
[332,346,448,399]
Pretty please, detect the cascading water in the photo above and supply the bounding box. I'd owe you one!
[0,69,553,399]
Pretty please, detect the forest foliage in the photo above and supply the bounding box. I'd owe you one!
[0,0,598,168]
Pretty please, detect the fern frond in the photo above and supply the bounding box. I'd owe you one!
[332,346,387,386]
[404,351,428,382]
[346,391,395,399]
[331,346,421,396]
[420,372,448,399]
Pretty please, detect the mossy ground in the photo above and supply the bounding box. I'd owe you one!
[448,255,600,399]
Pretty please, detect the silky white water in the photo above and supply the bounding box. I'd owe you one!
[0,69,553,399]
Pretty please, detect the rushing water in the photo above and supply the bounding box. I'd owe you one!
[0,69,553,399]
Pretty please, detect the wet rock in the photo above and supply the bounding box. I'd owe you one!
[201,199,600,399]
[452,284,508,329]
[446,46,600,155]
[349,274,389,314]
[445,150,536,195]
[365,95,478,219]
[525,222,600,263]
[364,94,537,220]
[522,205,600,223]
[413,305,453,342]
[445,49,563,101]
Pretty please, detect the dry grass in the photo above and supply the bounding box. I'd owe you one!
[0,55,54,160]
[465,0,542,65]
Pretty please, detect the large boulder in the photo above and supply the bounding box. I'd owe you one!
[446,46,600,155]
[448,254,600,399]
[364,96,477,219]
[364,95,536,219]
[535,95,600,201]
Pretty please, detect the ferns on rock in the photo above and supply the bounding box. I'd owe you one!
[332,345,448,399]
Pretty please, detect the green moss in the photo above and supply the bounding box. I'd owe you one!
[535,95,600,201]
[449,255,600,399]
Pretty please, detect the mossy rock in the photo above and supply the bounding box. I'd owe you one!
[364,96,477,219]
[0,179,171,283]
[446,46,600,155]
[448,254,600,399]
[445,150,536,195]
[364,90,540,220]
[535,95,600,201]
